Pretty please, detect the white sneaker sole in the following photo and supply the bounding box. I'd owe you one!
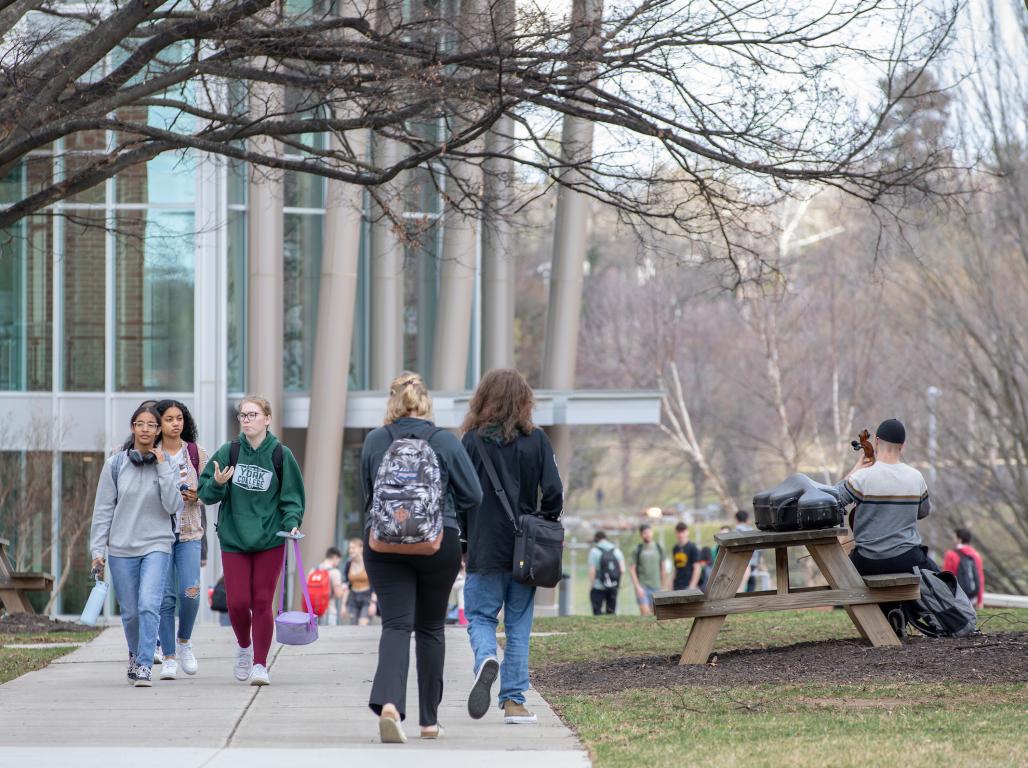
[379,715,407,743]
[134,679,153,688]
[249,675,269,686]
[504,715,538,724]
[159,671,177,681]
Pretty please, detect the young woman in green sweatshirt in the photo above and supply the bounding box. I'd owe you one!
[198,394,305,686]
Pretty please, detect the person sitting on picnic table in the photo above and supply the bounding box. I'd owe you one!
[835,418,938,577]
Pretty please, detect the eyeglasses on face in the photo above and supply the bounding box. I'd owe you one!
[238,411,263,423]
[132,421,159,431]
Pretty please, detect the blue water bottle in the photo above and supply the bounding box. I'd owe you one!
[80,569,109,627]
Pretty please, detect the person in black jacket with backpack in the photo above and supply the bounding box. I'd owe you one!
[460,369,563,726]
[361,372,482,743]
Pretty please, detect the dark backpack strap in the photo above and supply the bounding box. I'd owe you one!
[474,432,518,532]
[186,442,200,476]
[272,443,283,486]
[229,439,241,468]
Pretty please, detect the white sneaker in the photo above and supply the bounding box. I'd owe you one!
[159,659,178,680]
[154,643,164,665]
[248,663,270,686]
[176,642,198,675]
[234,644,253,682]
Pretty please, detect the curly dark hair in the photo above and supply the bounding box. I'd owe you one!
[155,399,199,444]
[461,369,535,443]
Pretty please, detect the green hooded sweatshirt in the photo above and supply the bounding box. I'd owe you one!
[198,432,305,553]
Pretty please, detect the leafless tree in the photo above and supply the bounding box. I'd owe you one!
[0,0,960,265]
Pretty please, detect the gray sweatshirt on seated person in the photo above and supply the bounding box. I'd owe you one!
[834,461,931,559]
[90,452,181,559]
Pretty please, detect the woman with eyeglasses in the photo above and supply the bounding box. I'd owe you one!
[154,399,209,681]
[90,403,183,687]
[198,394,305,687]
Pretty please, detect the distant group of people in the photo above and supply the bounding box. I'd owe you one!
[89,367,563,743]
[587,520,715,616]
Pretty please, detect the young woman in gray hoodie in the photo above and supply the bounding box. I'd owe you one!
[90,404,182,687]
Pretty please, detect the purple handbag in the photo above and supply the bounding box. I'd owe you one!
[275,538,319,646]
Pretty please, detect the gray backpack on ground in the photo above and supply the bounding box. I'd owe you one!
[903,568,978,638]
[368,425,445,555]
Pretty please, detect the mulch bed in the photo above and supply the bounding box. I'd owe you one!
[534,631,1028,693]
[0,613,91,634]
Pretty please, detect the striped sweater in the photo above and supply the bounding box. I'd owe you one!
[835,461,931,559]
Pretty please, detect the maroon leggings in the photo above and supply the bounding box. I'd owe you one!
[221,546,283,665]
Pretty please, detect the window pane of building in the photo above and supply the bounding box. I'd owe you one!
[0,217,52,390]
[115,210,195,391]
[62,214,106,391]
[58,451,104,613]
[283,212,322,391]
[0,450,53,611]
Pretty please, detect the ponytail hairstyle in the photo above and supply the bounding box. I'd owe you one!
[384,371,433,423]
[122,400,160,450]
[461,368,535,443]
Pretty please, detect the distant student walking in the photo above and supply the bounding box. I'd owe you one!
[344,538,376,626]
[198,395,305,687]
[461,369,563,725]
[90,404,181,687]
[588,531,625,615]
[154,399,208,680]
[943,528,985,609]
[361,372,483,743]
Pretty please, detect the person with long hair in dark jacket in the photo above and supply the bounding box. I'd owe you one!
[360,372,483,743]
[460,369,563,725]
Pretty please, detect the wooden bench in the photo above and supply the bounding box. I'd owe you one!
[0,537,54,614]
[653,527,921,664]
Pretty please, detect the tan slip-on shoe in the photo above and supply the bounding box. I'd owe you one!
[503,701,538,724]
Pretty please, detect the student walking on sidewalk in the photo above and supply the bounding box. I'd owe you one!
[198,395,305,687]
[361,372,483,743]
[154,399,209,680]
[90,404,182,687]
[460,369,563,725]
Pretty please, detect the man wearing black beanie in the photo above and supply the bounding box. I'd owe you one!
[834,418,938,578]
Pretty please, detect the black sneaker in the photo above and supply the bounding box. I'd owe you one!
[887,608,907,639]
[126,654,137,685]
[134,666,153,687]
[468,657,499,720]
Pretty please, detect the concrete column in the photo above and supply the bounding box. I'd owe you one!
[300,130,368,586]
[246,79,285,419]
[481,116,515,371]
[370,134,405,388]
[540,0,603,476]
[432,0,487,390]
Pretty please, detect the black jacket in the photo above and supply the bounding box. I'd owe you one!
[461,427,564,573]
[360,417,483,533]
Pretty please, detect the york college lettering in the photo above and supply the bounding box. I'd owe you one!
[233,464,273,492]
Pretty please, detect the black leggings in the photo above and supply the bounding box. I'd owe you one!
[363,527,462,726]
[850,545,939,617]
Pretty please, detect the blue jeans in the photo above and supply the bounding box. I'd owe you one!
[108,551,171,669]
[464,571,535,707]
[159,538,202,654]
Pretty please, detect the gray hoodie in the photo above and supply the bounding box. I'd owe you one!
[90,452,181,559]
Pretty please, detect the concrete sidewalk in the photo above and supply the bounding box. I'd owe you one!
[0,624,590,768]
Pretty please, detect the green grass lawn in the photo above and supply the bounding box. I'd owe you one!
[531,610,1028,768]
[0,629,99,686]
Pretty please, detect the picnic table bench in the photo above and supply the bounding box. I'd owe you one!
[0,537,54,614]
[653,527,920,664]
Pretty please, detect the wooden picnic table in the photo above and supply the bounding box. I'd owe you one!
[653,527,921,665]
[0,537,54,614]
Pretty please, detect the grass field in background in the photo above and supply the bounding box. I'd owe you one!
[531,610,1028,768]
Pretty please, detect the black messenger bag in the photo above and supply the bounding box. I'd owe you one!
[474,433,564,588]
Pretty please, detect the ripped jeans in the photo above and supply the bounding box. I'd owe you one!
[159,537,202,654]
